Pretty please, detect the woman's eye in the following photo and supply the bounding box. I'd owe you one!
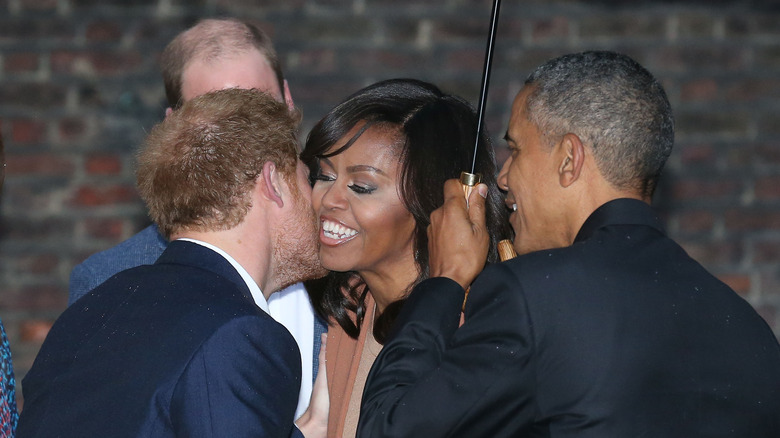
[312,173,334,183]
[349,184,375,194]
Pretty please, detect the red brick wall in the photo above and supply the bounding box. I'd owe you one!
[1,0,778,407]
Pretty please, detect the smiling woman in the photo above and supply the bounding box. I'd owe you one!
[300,78,512,438]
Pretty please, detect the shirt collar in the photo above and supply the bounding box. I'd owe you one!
[574,198,666,244]
[176,238,269,313]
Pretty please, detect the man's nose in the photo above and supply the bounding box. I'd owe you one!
[497,157,511,191]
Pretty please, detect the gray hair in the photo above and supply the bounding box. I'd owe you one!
[524,51,674,198]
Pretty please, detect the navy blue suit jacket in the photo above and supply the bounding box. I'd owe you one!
[69,223,326,382]
[19,241,302,437]
[359,199,780,437]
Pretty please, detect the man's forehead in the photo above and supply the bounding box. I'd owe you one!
[181,50,282,101]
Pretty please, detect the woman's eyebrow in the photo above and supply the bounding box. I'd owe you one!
[347,164,385,175]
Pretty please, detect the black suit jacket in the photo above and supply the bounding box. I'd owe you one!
[18,240,302,437]
[359,199,780,437]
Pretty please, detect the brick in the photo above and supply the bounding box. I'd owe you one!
[754,143,780,165]
[58,118,90,143]
[579,14,665,40]
[724,16,750,37]
[649,46,750,73]
[759,270,780,298]
[382,18,426,46]
[755,14,780,35]
[717,272,752,297]
[758,114,780,136]
[755,175,780,200]
[0,83,68,109]
[754,240,780,264]
[70,184,140,207]
[445,47,495,74]
[1,218,76,241]
[289,48,338,74]
[679,78,718,102]
[671,177,742,202]
[0,18,75,40]
[755,305,777,335]
[85,20,124,42]
[3,53,40,73]
[19,0,58,10]
[755,45,780,70]
[434,18,496,42]
[677,13,716,38]
[294,17,375,42]
[14,254,60,275]
[213,0,302,9]
[676,210,716,234]
[494,16,525,41]
[674,111,751,138]
[678,238,745,267]
[84,217,126,240]
[2,286,66,312]
[724,209,780,232]
[51,50,145,76]
[725,78,780,101]
[531,16,570,43]
[6,153,75,176]
[677,142,716,166]
[72,0,157,5]
[10,118,47,144]
[85,154,122,175]
[19,320,55,343]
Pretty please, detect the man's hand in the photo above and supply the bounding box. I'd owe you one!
[428,179,490,290]
[296,333,328,438]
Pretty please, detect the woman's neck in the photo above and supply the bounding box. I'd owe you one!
[359,264,419,314]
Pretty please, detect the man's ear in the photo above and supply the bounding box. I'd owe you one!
[558,133,585,188]
[283,80,294,111]
[261,161,285,208]
[165,107,173,118]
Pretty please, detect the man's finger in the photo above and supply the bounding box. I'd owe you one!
[443,178,468,211]
[466,183,488,230]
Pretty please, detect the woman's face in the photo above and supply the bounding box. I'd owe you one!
[311,123,417,279]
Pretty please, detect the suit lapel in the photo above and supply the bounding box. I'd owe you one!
[155,240,255,304]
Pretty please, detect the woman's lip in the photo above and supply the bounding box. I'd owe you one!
[318,215,358,246]
[319,227,358,246]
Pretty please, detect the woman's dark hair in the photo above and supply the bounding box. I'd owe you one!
[302,78,512,343]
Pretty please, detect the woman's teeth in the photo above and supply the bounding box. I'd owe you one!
[322,220,357,239]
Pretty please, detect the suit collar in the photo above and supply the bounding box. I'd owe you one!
[155,240,255,304]
[574,198,665,244]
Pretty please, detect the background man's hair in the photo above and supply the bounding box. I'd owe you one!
[160,18,285,109]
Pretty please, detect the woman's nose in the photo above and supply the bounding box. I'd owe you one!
[319,181,347,210]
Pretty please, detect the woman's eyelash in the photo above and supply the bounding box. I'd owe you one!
[312,173,333,182]
[349,184,375,194]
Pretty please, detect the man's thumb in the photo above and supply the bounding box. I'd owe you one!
[467,183,488,229]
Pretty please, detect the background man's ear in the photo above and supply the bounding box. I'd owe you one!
[559,133,585,188]
[261,161,285,208]
[283,80,294,111]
